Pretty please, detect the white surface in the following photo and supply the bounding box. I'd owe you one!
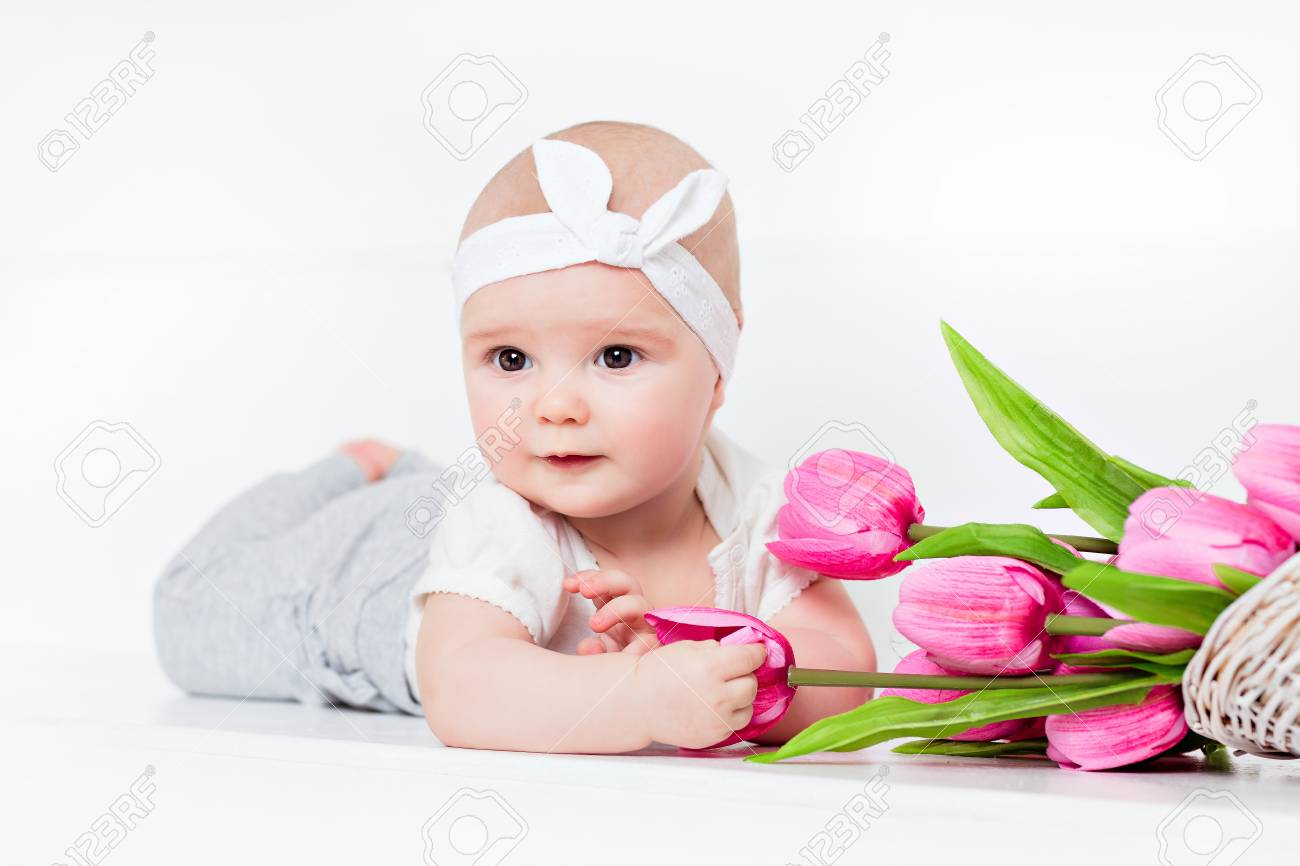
[9,646,1300,865]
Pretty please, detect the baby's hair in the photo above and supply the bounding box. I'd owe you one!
[458,120,742,328]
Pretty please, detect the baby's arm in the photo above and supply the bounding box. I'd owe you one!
[416,591,767,754]
[417,591,646,752]
[748,577,876,745]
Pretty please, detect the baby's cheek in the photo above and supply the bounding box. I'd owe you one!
[467,381,530,456]
[608,386,711,479]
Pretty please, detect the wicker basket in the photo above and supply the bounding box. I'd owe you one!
[1183,551,1300,758]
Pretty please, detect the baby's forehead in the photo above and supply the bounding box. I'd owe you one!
[461,264,692,345]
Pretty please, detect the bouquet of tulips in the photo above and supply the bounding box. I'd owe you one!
[645,322,1300,770]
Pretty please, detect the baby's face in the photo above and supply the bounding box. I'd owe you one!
[461,262,724,518]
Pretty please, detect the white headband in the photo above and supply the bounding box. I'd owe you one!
[452,138,740,382]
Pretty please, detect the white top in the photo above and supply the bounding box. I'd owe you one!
[403,426,822,700]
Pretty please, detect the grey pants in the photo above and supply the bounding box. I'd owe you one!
[152,448,447,716]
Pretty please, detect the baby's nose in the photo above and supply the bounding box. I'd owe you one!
[533,378,590,426]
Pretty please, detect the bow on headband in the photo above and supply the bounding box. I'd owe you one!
[452,138,741,382]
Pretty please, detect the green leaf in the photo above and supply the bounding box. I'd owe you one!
[891,738,1050,758]
[1061,562,1235,634]
[1107,455,1194,491]
[1212,563,1263,596]
[940,321,1146,541]
[1051,647,1197,667]
[745,673,1175,764]
[1033,459,1192,510]
[894,521,1082,574]
[1203,742,1233,770]
[1118,662,1192,678]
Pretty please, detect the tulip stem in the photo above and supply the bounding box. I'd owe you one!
[787,667,1144,689]
[1044,614,1124,636]
[907,523,1118,555]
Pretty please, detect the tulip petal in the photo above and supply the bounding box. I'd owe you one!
[1044,685,1188,770]
[1248,495,1300,542]
[893,556,1060,675]
[1233,424,1300,541]
[1118,488,1295,589]
[1045,742,1075,767]
[1061,587,1108,619]
[765,533,907,580]
[1101,622,1201,653]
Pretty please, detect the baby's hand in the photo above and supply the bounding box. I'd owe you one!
[562,569,661,657]
[339,439,402,482]
[634,639,767,750]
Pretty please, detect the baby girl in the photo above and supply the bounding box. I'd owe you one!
[152,120,876,754]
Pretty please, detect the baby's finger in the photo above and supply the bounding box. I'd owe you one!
[598,619,635,647]
[728,702,755,732]
[718,642,770,678]
[564,572,613,608]
[567,569,638,605]
[589,594,651,633]
[621,632,662,656]
[563,574,594,596]
[726,672,760,710]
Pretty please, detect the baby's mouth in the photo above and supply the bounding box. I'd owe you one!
[542,454,603,469]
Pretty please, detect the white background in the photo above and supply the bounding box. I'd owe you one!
[5,0,1299,673]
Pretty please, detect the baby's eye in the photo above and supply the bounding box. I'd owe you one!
[596,345,642,370]
[492,347,531,373]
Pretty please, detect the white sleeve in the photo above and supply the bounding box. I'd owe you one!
[409,478,569,647]
[746,469,824,622]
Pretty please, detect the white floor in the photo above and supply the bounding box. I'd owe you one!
[12,645,1299,866]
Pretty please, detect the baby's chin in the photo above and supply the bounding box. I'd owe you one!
[516,461,629,518]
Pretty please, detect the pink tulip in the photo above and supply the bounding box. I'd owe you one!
[1101,622,1201,653]
[642,606,796,749]
[1050,579,1202,658]
[1044,685,1188,771]
[1232,424,1300,542]
[1117,488,1294,590]
[766,449,925,579]
[893,556,1063,675]
[880,650,1034,741]
[1061,588,1105,619]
